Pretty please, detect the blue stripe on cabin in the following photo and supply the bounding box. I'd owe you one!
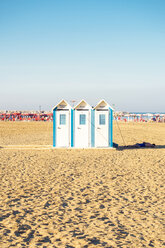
[91,109,95,147]
[109,108,113,147]
[111,108,113,147]
[73,110,75,147]
[53,108,57,147]
[71,109,74,147]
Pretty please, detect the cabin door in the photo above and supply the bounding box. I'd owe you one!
[75,111,89,147]
[95,110,109,147]
[56,111,70,147]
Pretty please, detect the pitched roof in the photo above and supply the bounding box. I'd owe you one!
[94,99,114,110]
[52,99,72,111]
[74,99,91,109]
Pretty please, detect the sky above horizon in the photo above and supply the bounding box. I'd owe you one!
[0,0,165,112]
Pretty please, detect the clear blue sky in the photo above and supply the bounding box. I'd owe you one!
[0,0,165,111]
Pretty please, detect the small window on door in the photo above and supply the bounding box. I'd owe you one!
[99,114,105,125]
[79,114,86,125]
[60,114,66,125]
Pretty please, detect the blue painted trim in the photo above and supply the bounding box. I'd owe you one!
[53,108,57,147]
[91,109,95,147]
[73,110,75,147]
[111,108,113,147]
[109,108,113,147]
[71,109,74,147]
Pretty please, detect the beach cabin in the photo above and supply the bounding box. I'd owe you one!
[94,100,113,148]
[74,100,92,148]
[52,100,73,147]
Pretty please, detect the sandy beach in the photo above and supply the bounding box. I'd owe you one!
[0,121,164,247]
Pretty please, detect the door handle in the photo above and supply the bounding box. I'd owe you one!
[58,127,61,129]
[97,127,101,129]
[77,127,81,129]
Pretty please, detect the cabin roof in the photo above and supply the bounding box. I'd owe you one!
[74,99,92,109]
[94,99,114,110]
[52,99,72,111]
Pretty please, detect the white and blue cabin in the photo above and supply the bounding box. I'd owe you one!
[93,99,113,147]
[52,99,113,148]
[52,100,73,147]
[74,100,92,148]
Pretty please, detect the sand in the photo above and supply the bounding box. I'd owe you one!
[0,121,164,247]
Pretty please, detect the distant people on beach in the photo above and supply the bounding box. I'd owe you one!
[114,114,165,123]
